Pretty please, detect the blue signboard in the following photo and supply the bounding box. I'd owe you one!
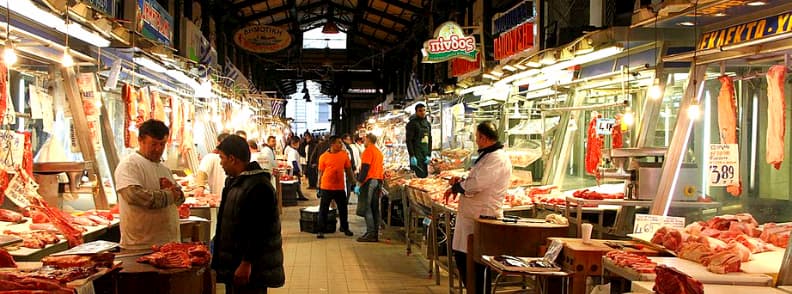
[85,0,115,17]
[699,10,792,50]
[137,0,173,45]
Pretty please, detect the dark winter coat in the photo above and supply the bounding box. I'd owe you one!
[405,114,432,158]
[211,161,284,288]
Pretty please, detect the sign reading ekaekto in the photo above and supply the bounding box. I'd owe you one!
[421,21,479,63]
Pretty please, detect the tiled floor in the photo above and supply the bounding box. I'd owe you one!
[217,186,453,294]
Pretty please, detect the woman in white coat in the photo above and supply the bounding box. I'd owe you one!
[448,121,512,294]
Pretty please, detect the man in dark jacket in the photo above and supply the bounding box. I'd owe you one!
[308,137,330,186]
[212,135,284,294]
[300,133,318,188]
[405,103,432,178]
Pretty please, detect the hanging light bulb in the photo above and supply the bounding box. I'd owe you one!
[687,103,701,120]
[648,79,663,100]
[61,48,74,67]
[623,109,635,126]
[3,41,16,66]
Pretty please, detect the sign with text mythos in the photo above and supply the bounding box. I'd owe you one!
[422,21,478,63]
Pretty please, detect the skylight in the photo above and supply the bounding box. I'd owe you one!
[302,27,347,49]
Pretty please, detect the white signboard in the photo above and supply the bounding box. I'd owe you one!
[633,214,685,234]
[595,118,616,135]
[709,144,739,186]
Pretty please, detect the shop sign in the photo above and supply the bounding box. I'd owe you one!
[633,214,685,234]
[698,10,792,51]
[137,0,173,45]
[709,144,739,186]
[422,21,478,63]
[233,25,292,53]
[181,19,218,66]
[85,0,115,17]
[493,1,534,35]
[595,118,616,135]
[494,22,534,60]
[450,52,481,77]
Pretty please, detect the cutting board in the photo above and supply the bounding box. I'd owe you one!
[631,281,788,294]
[742,250,784,275]
[649,257,774,286]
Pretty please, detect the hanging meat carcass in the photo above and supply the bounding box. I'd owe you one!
[612,115,623,149]
[0,62,7,125]
[718,75,742,196]
[766,65,786,169]
[585,115,604,176]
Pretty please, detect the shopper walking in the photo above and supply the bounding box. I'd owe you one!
[406,103,432,178]
[300,133,317,188]
[449,121,512,294]
[355,133,384,242]
[308,137,330,188]
[285,137,308,200]
[114,119,185,250]
[316,136,355,239]
[212,135,284,294]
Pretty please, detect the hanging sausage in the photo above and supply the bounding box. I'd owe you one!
[766,65,786,170]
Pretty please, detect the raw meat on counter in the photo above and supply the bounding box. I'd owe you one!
[42,253,114,269]
[759,222,792,248]
[0,249,15,268]
[30,198,83,247]
[19,266,99,284]
[178,204,191,219]
[0,209,25,223]
[137,242,211,268]
[0,272,73,294]
[4,230,60,249]
[572,189,624,200]
[766,65,786,170]
[605,250,656,273]
[653,265,704,294]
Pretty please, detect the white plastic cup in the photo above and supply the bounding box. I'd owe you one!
[581,223,593,244]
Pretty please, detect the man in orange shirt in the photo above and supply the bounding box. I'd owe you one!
[355,133,384,242]
[317,135,355,239]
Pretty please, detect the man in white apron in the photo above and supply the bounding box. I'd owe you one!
[449,121,512,293]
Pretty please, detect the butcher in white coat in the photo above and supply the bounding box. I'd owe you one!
[448,121,512,293]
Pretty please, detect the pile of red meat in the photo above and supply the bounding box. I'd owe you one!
[653,264,704,294]
[605,250,656,273]
[649,213,784,274]
[185,193,221,208]
[42,253,115,269]
[572,189,625,200]
[137,242,211,269]
[0,209,25,223]
[0,252,114,293]
[4,230,60,249]
[0,271,74,294]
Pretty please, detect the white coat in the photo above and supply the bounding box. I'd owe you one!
[451,148,512,253]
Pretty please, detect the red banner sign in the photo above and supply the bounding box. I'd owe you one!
[494,22,534,60]
[451,52,481,77]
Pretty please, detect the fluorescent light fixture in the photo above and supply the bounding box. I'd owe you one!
[490,68,504,77]
[514,63,527,70]
[524,59,542,68]
[482,73,499,80]
[503,65,518,72]
[0,0,110,47]
[166,69,200,89]
[541,46,623,74]
[746,1,766,6]
[58,23,110,47]
[677,21,695,27]
[494,68,540,87]
[459,85,490,95]
[134,56,167,73]
[539,54,556,65]
[473,86,493,96]
[687,103,701,120]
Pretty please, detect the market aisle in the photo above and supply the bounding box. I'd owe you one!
[218,186,452,294]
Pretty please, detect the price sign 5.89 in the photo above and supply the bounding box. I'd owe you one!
[709,144,739,186]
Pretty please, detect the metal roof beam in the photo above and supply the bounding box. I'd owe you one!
[380,0,424,13]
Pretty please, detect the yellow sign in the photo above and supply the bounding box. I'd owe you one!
[233,25,292,53]
[698,10,792,50]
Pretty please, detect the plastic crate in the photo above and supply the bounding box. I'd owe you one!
[299,207,337,233]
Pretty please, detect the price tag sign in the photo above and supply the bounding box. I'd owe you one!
[633,214,685,234]
[595,118,616,135]
[709,144,739,186]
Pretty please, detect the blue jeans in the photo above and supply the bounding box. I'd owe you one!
[362,179,381,235]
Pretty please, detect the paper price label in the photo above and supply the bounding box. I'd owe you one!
[595,118,616,135]
[709,144,739,186]
[633,214,685,234]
